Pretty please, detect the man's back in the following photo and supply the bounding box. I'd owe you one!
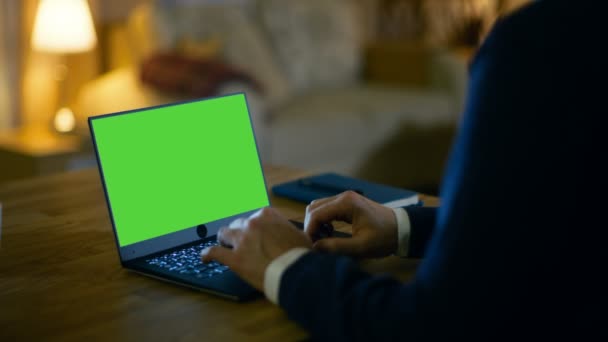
[277,1,607,340]
[416,0,606,336]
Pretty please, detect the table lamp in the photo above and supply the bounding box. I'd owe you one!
[31,0,97,133]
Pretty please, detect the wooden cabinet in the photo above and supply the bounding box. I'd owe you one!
[0,125,94,184]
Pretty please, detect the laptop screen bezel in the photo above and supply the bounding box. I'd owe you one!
[88,93,271,262]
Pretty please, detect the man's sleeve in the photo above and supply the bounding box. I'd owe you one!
[403,206,437,258]
[279,252,422,341]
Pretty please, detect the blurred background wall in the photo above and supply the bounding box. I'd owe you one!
[0,0,20,130]
[2,0,532,192]
[11,0,532,131]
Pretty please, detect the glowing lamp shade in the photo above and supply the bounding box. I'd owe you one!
[31,0,97,53]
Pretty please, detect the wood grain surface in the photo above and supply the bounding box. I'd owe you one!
[0,166,438,341]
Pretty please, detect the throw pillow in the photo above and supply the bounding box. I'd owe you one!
[140,53,262,98]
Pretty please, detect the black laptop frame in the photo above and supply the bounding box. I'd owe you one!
[88,93,268,300]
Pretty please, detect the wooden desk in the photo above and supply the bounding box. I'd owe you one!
[0,166,438,341]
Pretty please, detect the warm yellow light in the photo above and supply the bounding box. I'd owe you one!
[31,0,97,53]
[54,107,76,133]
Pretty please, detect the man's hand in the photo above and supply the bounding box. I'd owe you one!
[200,207,312,291]
[305,191,398,258]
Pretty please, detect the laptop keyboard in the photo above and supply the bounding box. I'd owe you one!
[145,240,229,279]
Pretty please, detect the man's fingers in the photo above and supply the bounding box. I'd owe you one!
[304,198,340,238]
[313,237,363,256]
[200,245,237,267]
[306,195,337,213]
[217,226,243,248]
[305,192,359,238]
[303,194,341,236]
[229,218,247,229]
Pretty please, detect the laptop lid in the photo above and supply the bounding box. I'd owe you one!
[89,93,269,262]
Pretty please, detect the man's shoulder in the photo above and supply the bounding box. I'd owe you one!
[487,1,558,47]
[474,0,600,69]
[491,0,601,43]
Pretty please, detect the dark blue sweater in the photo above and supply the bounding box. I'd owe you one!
[278,1,607,340]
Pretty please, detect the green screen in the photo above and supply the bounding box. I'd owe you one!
[91,94,269,247]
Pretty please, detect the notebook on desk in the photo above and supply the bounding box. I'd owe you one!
[272,173,420,208]
[90,93,273,301]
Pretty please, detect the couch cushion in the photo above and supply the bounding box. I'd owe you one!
[267,86,456,174]
[272,86,456,126]
[259,0,363,92]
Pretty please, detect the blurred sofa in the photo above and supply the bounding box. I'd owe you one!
[76,0,468,189]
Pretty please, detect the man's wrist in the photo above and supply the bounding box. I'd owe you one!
[391,207,412,257]
[264,247,310,305]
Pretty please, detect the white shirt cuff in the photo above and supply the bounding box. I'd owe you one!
[392,207,412,257]
[264,247,310,305]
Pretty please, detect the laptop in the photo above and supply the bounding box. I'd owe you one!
[89,93,274,301]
